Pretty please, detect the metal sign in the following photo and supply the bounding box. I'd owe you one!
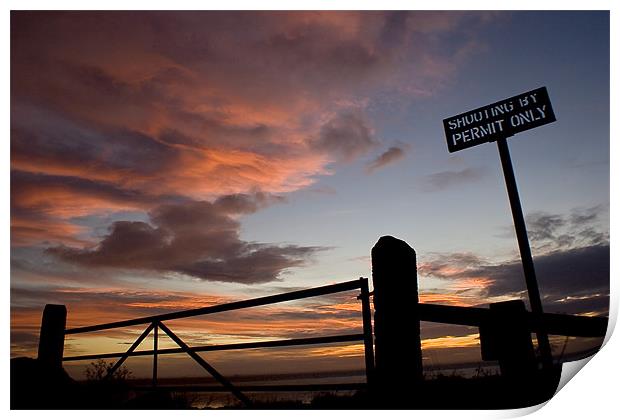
[443,87,556,153]
[441,86,558,370]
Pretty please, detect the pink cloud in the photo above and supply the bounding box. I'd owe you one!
[12,12,493,243]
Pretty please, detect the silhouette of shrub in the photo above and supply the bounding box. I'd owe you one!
[84,359,132,383]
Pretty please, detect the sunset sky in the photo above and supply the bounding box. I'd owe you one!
[10,11,609,379]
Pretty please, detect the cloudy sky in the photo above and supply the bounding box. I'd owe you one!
[10,11,609,378]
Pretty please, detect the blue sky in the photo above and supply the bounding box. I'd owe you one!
[241,11,609,288]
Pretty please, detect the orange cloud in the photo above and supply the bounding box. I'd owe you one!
[11,216,92,247]
[11,11,494,251]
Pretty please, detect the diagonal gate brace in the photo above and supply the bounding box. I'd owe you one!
[157,321,252,407]
[105,322,155,380]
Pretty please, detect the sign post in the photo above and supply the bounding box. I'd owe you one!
[442,87,556,370]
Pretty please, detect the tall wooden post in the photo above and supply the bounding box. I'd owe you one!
[37,304,67,369]
[371,235,423,395]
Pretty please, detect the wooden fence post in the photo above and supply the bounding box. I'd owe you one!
[371,235,423,396]
[480,300,537,379]
[37,304,67,369]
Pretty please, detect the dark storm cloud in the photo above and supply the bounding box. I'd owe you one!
[365,146,406,173]
[175,245,319,283]
[47,194,325,284]
[479,244,610,298]
[421,167,486,192]
[420,244,609,315]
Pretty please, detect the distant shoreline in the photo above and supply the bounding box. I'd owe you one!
[85,347,600,384]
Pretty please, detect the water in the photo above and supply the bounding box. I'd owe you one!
[148,372,366,408]
[133,365,500,408]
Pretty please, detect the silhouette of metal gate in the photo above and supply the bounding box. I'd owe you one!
[60,278,375,407]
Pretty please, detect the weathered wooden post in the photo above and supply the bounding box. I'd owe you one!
[371,235,423,397]
[480,300,537,379]
[37,304,67,368]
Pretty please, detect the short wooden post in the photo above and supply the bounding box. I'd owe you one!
[371,236,423,394]
[37,304,67,369]
[480,300,537,378]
